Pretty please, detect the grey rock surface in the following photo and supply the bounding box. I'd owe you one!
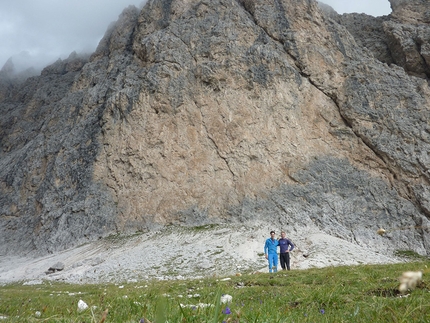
[0,224,409,284]
[325,0,430,78]
[46,261,65,274]
[0,0,429,269]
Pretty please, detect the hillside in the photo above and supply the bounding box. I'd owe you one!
[0,0,429,265]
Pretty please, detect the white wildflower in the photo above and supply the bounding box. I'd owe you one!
[220,294,233,304]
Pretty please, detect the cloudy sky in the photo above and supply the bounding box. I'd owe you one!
[0,0,391,73]
[0,0,145,72]
[321,0,391,17]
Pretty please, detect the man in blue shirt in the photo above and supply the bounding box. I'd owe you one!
[279,231,295,270]
[264,230,279,273]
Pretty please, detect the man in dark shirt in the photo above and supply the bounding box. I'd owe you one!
[278,231,294,270]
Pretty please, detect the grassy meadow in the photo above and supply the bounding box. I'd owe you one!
[0,260,429,322]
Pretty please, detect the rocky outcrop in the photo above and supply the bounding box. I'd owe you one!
[383,1,430,78]
[0,58,38,102]
[390,0,430,24]
[332,14,393,65]
[328,0,430,78]
[0,0,429,258]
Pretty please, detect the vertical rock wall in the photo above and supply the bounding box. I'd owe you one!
[0,0,429,256]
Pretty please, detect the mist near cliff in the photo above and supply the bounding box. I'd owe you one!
[0,0,146,73]
[0,0,390,74]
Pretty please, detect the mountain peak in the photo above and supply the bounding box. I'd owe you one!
[0,0,428,263]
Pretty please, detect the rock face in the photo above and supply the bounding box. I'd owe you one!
[0,0,429,258]
[336,0,430,78]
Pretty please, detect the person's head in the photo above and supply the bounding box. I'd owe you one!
[270,231,275,238]
[281,231,286,238]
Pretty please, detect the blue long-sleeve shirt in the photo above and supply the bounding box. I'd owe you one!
[264,238,279,254]
[279,238,294,253]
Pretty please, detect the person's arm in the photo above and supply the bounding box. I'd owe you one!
[289,239,295,252]
[264,240,268,258]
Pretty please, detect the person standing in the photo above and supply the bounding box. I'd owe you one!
[264,230,279,273]
[278,231,294,270]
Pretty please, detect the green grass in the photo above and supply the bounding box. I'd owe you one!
[0,261,429,322]
[394,250,429,260]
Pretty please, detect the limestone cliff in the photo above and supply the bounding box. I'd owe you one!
[0,0,429,257]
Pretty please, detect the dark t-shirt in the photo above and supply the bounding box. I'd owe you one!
[278,238,294,253]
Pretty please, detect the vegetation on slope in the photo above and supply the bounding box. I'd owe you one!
[1,260,429,322]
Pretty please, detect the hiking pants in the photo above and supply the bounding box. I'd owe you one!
[280,252,290,270]
[268,253,278,272]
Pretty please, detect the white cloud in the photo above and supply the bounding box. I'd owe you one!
[0,1,146,72]
[319,0,391,17]
[0,0,392,73]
